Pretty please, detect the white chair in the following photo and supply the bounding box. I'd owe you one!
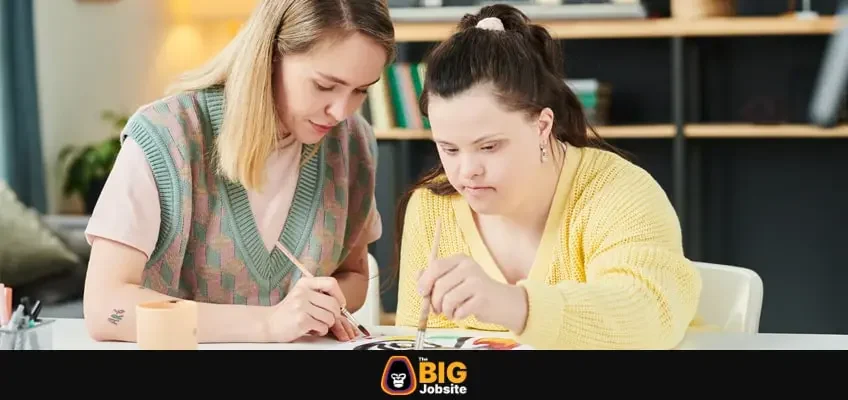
[352,253,382,326]
[693,261,764,333]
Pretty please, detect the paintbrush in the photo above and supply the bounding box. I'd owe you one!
[415,218,442,350]
[274,242,371,338]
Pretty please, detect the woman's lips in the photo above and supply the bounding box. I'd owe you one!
[310,121,334,134]
[464,186,494,195]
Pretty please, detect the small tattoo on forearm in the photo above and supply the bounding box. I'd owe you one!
[108,309,125,325]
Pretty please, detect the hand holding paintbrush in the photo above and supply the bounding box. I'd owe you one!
[274,242,371,340]
[415,218,442,350]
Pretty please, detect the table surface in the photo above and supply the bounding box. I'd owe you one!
[38,318,848,350]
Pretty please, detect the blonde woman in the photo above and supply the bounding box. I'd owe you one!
[82,0,395,344]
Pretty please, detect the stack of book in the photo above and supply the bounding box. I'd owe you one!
[362,63,429,132]
[360,63,612,132]
[567,79,611,126]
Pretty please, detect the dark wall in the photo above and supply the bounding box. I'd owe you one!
[371,1,848,334]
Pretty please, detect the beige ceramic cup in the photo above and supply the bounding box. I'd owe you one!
[136,300,198,350]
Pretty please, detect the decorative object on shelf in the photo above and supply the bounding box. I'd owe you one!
[809,0,848,128]
[388,2,647,22]
[671,0,734,19]
[57,110,128,214]
[795,0,820,19]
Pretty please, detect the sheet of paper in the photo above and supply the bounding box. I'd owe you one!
[330,333,534,350]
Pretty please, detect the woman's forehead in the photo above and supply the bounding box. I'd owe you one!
[305,33,386,85]
[428,86,529,143]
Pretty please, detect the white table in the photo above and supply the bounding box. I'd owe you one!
[48,318,512,350]
[41,318,848,350]
[676,331,848,350]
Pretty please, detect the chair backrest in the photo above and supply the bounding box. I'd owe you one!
[352,253,382,326]
[693,261,764,333]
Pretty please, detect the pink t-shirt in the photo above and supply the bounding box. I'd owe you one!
[85,137,382,260]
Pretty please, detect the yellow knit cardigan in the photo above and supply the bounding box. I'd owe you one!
[394,146,706,350]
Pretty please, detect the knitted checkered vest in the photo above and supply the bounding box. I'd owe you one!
[121,86,378,306]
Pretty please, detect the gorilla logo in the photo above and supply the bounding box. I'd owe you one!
[381,355,417,396]
[390,373,406,388]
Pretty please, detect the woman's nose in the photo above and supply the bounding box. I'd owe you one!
[327,94,358,122]
[459,156,483,179]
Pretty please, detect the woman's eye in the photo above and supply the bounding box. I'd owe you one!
[442,148,458,154]
[315,83,334,91]
[481,142,499,151]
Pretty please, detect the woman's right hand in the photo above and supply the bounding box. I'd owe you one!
[264,276,347,343]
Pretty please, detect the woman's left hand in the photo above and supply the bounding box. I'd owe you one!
[417,254,528,331]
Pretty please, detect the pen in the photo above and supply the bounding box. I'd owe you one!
[20,297,31,317]
[6,304,23,329]
[1,304,25,350]
[25,315,41,351]
[29,300,42,322]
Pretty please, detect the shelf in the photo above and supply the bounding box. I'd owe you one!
[395,15,844,42]
[593,124,676,138]
[376,129,433,140]
[686,124,848,138]
[389,3,647,23]
[375,125,675,140]
[680,15,844,37]
[375,124,848,140]
[171,2,844,41]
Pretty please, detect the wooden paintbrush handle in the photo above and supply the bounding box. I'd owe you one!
[418,298,431,330]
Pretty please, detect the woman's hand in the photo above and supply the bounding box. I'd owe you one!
[264,276,346,343]
[417,254,529,333]
[329,316,358,342]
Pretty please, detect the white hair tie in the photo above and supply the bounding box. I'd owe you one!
[476,17,505,31]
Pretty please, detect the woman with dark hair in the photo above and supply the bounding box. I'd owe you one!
[393,4,704,350]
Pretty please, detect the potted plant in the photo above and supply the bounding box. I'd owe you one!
[58,110,128,214]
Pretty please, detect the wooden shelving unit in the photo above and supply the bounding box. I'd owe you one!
[375,124,677,140]
[176,3,844,40]
[380,14,847,143]
[376,124,848,140]
[686,124,848,138]
[395,15,844,42]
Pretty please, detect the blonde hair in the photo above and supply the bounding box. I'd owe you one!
[166,0,395,190]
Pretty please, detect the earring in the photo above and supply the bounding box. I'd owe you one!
[540,141,549,163]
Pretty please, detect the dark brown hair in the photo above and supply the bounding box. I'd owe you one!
[385,4,617,290]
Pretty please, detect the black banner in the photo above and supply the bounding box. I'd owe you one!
[2,349,837,397]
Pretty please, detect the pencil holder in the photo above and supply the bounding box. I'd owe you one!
[0,319,55,351]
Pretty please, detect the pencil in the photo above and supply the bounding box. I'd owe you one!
[415,218,442,350]
[274,242,371,337]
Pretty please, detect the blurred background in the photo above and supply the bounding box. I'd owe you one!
[1,0,846,334]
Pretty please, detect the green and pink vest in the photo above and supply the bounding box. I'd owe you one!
[121,86,378,306]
